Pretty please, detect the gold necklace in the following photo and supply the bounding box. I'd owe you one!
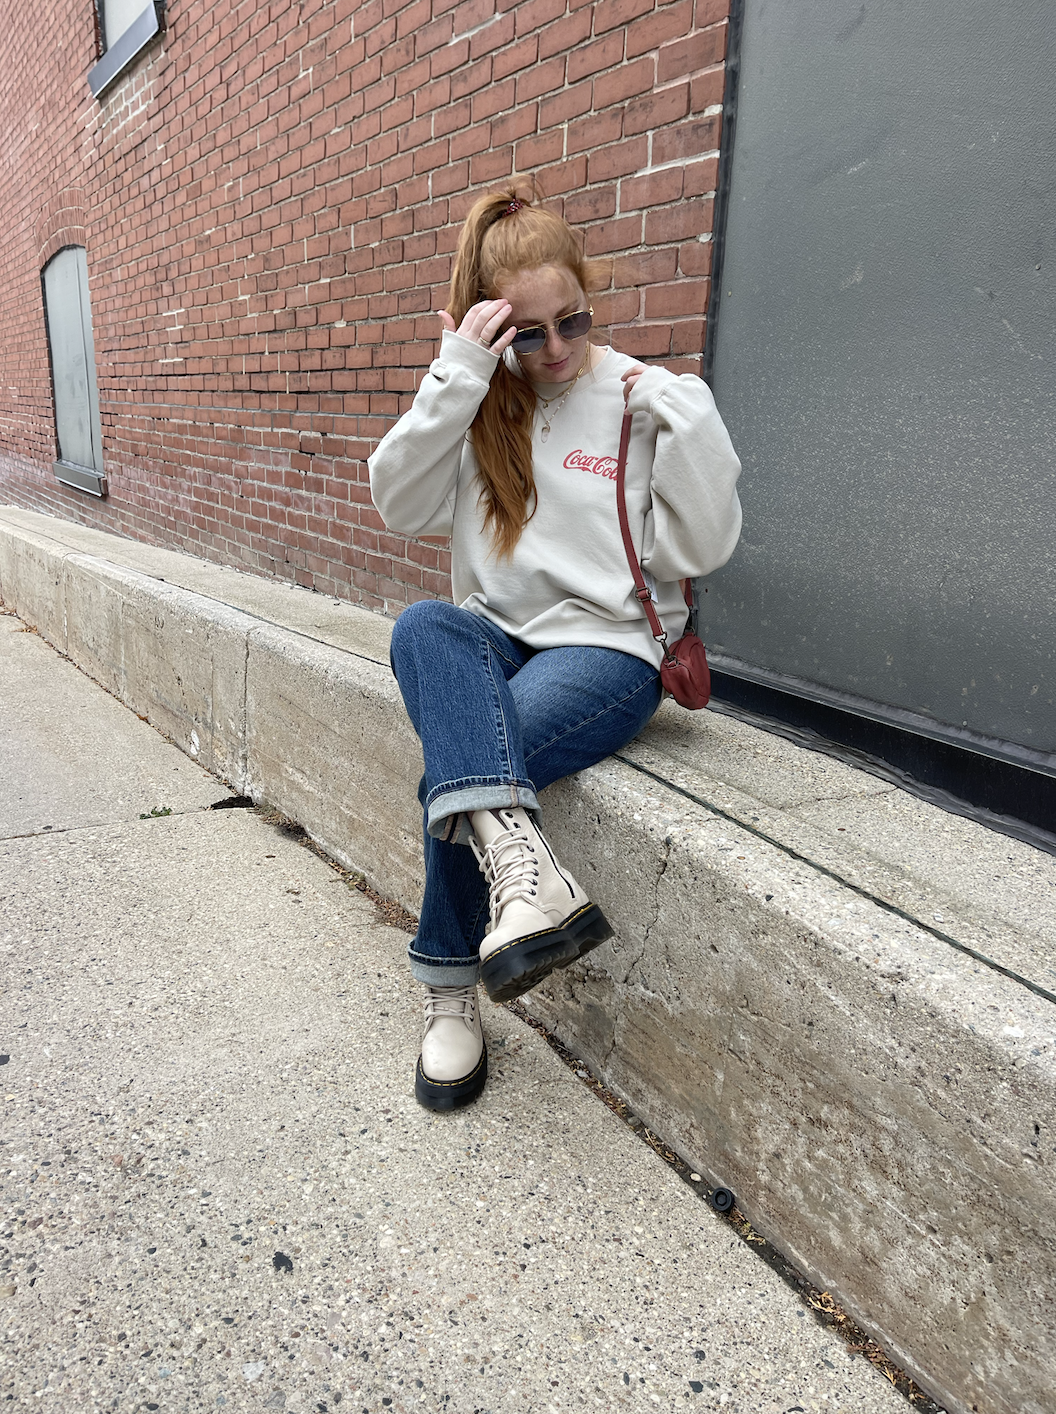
[536,354,589,443]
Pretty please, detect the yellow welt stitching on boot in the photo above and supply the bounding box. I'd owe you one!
[482,904,595,962]
[417,1051,487,1088]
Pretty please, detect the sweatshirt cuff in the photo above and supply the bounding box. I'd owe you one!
[440,328,502,383]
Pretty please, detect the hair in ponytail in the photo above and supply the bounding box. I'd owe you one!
[447,182,606,559]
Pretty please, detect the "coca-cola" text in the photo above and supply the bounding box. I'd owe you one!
[563,449,619,480]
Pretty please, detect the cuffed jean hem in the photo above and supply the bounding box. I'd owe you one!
[407,946,481,987]
[426,783,541,841]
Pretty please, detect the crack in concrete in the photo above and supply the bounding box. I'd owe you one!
[0,803,237,844]
[556,839,675,1067]
[600,1016,618,1072]
[239,626,253,794]
[800,785,898,807]
[623,834,672,991]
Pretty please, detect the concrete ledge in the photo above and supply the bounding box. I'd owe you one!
[1,504,1054,1414]
[243,623,423,902]
[62,554,254,790]
[0,509,425,904]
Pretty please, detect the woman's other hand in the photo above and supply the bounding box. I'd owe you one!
[438,299,517,355]
[621,364,647,405]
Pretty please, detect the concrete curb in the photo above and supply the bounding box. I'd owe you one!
[2,504,1053,1414]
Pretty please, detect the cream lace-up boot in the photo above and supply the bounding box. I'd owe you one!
[415,984,487,1111]
[469,807,612,1002]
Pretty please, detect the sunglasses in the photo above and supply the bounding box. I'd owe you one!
[507,308,593,354]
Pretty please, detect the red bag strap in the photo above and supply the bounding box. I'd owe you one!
[614,410,691,657]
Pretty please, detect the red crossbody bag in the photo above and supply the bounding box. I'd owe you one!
[614,409,712,710]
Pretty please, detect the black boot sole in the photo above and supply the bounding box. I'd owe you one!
[415,1046,488,1111]
[479,902,613,1003]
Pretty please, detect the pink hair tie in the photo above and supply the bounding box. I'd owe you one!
[501,198,526,217]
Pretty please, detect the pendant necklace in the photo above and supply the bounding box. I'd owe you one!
[537,354,589,443]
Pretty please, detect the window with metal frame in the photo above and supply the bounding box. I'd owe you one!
[42,247,107,499]
[88,1,163,98]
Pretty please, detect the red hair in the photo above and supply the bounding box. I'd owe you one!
[446,182,606,557]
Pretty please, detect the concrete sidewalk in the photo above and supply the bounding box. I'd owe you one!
[4,504,1056,1414]
[0,611,916,1412]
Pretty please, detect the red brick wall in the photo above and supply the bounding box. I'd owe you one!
[0,0,729,614]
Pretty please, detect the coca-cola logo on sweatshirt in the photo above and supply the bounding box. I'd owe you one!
[563,449,619,481]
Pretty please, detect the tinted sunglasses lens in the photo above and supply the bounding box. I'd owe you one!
[559,310,592,339]
[511,326,546,353]
[510,312,592,353]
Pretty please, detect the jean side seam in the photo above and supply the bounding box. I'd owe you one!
[523,671,661,767]
[468,888,490,942]
[483,635,518,782]
[486,638,523,671]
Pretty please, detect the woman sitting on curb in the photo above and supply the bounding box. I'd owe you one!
[368,182,742,1111]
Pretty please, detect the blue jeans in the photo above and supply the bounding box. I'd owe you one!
[389,600,662,986]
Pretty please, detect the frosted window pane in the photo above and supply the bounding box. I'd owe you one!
[104,0,149,49]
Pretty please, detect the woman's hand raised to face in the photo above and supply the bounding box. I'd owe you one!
[438,299,517,355]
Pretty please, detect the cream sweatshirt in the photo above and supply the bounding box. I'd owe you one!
[368,331,742,669]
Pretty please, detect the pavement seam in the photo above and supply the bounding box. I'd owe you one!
[505,998,946,1414]
[615,752,1056,1009]
[235,783,948,1411]
[706,697,1056,858]
[256,796,945,1411]
[0,801,245,844]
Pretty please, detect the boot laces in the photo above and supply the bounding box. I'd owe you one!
[424,985,477,1026]
[476,826,541,921]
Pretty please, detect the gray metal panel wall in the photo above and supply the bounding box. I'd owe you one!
[706,0,1056,770]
